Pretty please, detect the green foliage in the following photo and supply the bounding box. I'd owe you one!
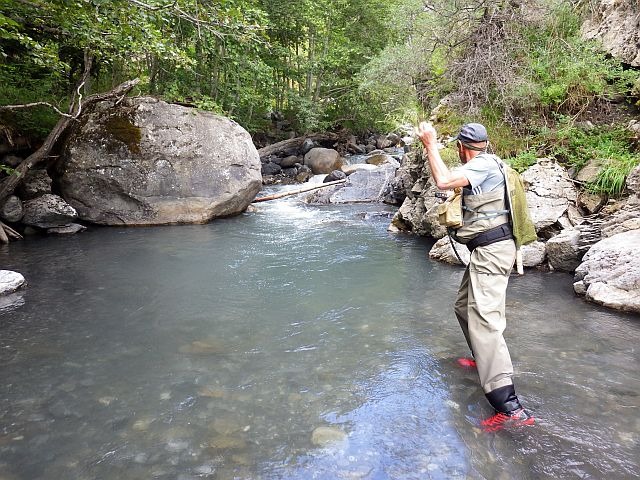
[545,123,639,195]
[589,154,639,196]
[505,151,538,174]
[0,164,15,175]
[283,93,330,133]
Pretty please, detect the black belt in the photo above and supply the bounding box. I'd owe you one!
[466,223,513,252]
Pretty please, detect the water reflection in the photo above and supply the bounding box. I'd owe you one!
[0,196,638,479]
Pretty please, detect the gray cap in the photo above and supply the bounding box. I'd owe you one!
[455,123,488,143]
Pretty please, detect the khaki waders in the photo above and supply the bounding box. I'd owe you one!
[454,239,516,394]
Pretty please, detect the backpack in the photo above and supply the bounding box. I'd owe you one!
[497,161,537,248]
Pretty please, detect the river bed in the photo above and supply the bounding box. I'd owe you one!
[0,193,638,479]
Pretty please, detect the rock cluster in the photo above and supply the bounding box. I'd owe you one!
[1,97,262,233]
[259,130,411,186]
[390,147,640,313]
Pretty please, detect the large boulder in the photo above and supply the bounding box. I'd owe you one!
[303,148,343,175]
[58,97,261,225]
[573,230,640,313]
[306,163,398,204]
[520,159,578,230]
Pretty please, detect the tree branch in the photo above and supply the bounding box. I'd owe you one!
[0,102,75,118]
[0,77,141,205]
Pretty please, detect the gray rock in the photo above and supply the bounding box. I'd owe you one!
[520,159,577,230]
[295,165,312,183]
[280,155,299,168]
[573,230,640,313]
[282,167,297,178]
[47,223,86,235]
[376,133,400,149]
[0,291,25,313]
[300,138,316,155]
[581,0,640,66]
[22,194,77,228]
[303,148,343,175]
[17,169,52,200]
[0,195,24,222]
[578,191,606,215]
[429,236,469,266]
[546,229,582,272]
[381,169,414,206]
[575,158,603,184]
[626,164,640,194]
[521,241,546,267]
[324,163,397,203]
[324,170,347,183]
[261,162,282,176]
[0,270,26,295]
[58,97,261,225]
[601,204,640,238]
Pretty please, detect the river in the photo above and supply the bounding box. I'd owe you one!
[0,190,638,479]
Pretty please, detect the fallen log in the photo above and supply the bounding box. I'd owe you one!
[252,179,347,202]
[0,221,22,244]
[257,133,340,158]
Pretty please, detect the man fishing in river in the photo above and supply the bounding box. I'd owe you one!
[416,121,535,431]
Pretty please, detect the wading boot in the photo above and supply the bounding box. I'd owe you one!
[482,384,534,432]
[481,407,534,432]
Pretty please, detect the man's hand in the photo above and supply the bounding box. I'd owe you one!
[416,121,438,149]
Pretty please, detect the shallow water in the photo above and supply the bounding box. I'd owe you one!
[0,192,638,480]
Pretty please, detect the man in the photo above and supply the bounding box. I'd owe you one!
[416,121,534,430]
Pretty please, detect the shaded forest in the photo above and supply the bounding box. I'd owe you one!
[1,0,639,192]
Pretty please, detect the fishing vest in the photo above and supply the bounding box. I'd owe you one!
[452,187,510,243]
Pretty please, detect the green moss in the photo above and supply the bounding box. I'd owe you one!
[104,114,142,154]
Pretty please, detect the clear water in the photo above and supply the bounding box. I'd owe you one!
[0,192,638,480]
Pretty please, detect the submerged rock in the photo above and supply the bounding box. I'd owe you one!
[179,339,227,355]
[58,97,261,225]
[311,426,348,446]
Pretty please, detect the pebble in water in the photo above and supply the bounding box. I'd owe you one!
[179,339,227,355]
[208,435,247,450]
[310,426,348,447]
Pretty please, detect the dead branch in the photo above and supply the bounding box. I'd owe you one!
[0,102,76,118]
[252,179,347,203]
